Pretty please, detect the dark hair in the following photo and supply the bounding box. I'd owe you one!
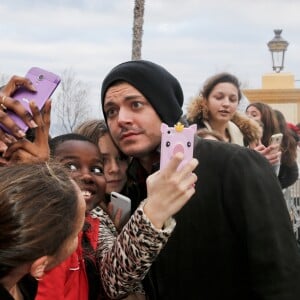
[201,72,242,102]
[0,163,79,278]
[273,109,298,166]
[49,133,95,157]
[246,102,280,147]
[74,119,108,145]
[74,119,129,163]
[101,60,183,126]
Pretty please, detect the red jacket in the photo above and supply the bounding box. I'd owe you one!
[36,215,100,300]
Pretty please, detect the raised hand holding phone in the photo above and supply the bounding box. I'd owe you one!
[0,67,60,136]
[269,133,283,153]
[3,99,52,163]
[145,152,198,229]
[268,133,283,175]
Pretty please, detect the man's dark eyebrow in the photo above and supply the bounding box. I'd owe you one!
[103,101,114,109]
[124,94,144,100]
[104,94,144,109]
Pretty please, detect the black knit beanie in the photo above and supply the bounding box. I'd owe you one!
[101,60,183,126]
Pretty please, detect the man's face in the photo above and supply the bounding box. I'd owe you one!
[103,82,162,158]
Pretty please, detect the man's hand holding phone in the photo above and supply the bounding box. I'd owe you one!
[144,152,198,229]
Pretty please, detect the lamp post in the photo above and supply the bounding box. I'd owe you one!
[267,29,289,73]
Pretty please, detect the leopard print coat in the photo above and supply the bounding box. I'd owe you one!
[92,203,175,299]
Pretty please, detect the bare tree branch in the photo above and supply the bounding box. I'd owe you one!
[53,68,90,134]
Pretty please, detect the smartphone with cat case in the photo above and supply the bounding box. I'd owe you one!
[0,67,61,134]
[160,122,197,171]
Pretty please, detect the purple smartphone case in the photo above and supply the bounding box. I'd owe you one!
[160,122,197,170]
[0,67,61,134]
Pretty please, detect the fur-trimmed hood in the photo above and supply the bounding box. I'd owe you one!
[186,96,261,145]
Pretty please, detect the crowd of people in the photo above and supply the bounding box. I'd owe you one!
[0,60,300,300]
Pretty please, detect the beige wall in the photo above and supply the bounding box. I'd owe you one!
[262,73,295,89]
[268,103,298,124]
[243,73,300,124]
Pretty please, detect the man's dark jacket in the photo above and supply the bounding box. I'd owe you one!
[127,137,300,300]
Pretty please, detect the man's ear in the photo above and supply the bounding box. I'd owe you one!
[30,256,49,280]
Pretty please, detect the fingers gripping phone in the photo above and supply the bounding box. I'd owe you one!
[269,133,283,176]
[0,67,61,134]
[269,133,283,153]
[160,122,197,171]
[110,192,131,226]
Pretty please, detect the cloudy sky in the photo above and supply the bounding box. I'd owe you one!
[1,0,300,120]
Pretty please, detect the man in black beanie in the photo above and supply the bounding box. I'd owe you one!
[101,60,300,300]
[101,60,183,126]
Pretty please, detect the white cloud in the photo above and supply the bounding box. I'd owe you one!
[1,0,300,119]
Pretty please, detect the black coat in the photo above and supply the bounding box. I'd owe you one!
[128,137,300,300]
[278,161,299,189]
[0,275,37,300]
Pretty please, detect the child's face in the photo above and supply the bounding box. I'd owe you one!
[98,133,129,194]
[54,140,106,211]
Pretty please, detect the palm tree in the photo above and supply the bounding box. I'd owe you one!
[131,0,145,60]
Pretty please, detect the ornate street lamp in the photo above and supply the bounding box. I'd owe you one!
[267,29,289,73]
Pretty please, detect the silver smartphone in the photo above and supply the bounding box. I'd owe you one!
[269,133,283,146]
[269,133,283,154]
[110,192,131,226]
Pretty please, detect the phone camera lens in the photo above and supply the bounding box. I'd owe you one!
[38,74,44,81]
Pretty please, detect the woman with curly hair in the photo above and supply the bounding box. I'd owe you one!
[186,72,261,146]
[187,72,281,169]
